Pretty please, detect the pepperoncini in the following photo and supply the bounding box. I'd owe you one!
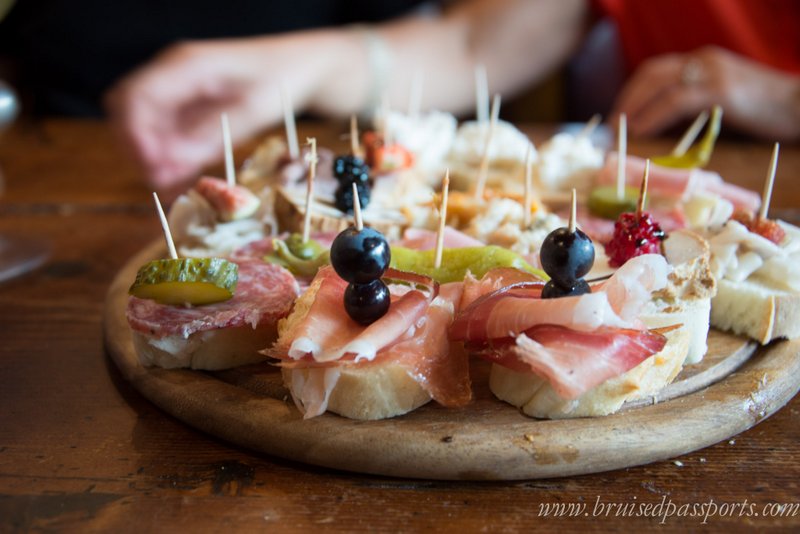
[266,233,330,277]
[652,105,722,169]
[390,246,548,283]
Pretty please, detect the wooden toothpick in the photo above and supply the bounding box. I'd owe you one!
[523,143,533,228]
[671,109,709,157]
[434,170,450,270]
[474,64,489,123]
[281,85,300,160]
[474,93,501,201]
[759,142,780,221]
[637,159,650,218]
[302,137,318,244]
[153,192,178,260]
[568,189,577,234]
[350,115,360,158]
[352,182,364,232]
[576,114,602,142]
[221,113,235,187]
[616,113,627,201]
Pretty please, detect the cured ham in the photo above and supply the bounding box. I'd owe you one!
[272,267,436,362]
[460,267,543,310]
[472,325,666,399]
[597,153,760,212]
[195,176,261,221]
[269,267,472,418]
[451,254,669,342]
[394,227,484,251]
[451,255,671,400]
[127,259,299,339]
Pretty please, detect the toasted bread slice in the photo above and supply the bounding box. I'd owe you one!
[273,186,407,241]
[133,323,277,370]
[711,277,800,344]
[641,229,716,363]
[489,327,690,419]
[706,218,800,344]
[276,276,431,420]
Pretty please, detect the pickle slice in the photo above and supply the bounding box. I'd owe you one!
[129,258,238,305]
[588,185,642,220]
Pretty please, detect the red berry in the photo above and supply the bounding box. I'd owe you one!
[605,212,665,267]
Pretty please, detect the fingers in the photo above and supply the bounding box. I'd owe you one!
[105,42,257,188]
[611,52,713,137]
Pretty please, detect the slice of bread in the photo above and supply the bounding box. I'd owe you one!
[276,276,432,420]
[488,230,709,418]
[273,186,407,242]
[705,219,800,345]
[489,327,690,419]
[710,277,800,344]
[642,229,716,363]
[281,365,431,420]
[133,322,277,370]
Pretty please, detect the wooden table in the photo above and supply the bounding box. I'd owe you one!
[1,119,798,531]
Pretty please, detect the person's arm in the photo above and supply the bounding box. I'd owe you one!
[611,46,800,142]
[106,0,588,188]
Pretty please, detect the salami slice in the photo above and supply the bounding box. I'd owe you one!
[127,259,299,339]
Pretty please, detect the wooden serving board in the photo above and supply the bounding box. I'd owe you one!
[104,242,800,480]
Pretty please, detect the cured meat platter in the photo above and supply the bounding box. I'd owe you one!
[104,240,800,480]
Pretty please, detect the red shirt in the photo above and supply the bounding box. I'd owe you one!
[594,0,800,74]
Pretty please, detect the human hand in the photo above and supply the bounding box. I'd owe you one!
[611,46,800,142]
[106,32,368,188]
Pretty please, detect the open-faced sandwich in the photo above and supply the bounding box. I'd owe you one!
[127,194,299,370]
[267,200,472,419]
[122,102,795,427]
[704,144,800,344]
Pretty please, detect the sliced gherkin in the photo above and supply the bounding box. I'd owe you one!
[588,185,642,220]
[129,258,238,305]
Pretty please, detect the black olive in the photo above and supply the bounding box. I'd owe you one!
[541,278,591,299]
[330,226,390,284]
[344,279,390,325]
[539,227,595,287]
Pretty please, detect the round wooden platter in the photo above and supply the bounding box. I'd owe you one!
[104,241,800,480]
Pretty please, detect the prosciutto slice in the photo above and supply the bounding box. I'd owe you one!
[270,269,471,418]
[452,256,671,400]
[274,267,436,362]
[597,153,760,212]
[195,176,260,220]
[472,325,666,399]
[460,267,544,310]
[450,254,669,342]
[394,227,484,251]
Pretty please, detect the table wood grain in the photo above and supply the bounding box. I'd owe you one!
[1,119,799,531]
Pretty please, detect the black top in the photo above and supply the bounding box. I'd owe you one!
[0,0,428,116]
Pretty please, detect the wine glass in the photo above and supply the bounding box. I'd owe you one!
[0,80,49,282]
